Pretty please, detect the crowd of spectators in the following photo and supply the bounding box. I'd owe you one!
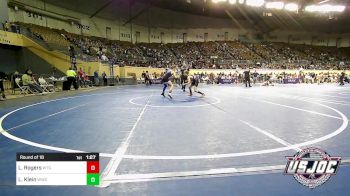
[0,65,347,102]
[0,65,119,101]
[187,70,343,85]
[1,22,349,102]
[19,24,350,69]
[2,21,20,33]
[8,23,350,71]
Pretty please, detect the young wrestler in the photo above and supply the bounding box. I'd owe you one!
[180,69,189,92]
[161,67,174,99]
[188,73,205,97]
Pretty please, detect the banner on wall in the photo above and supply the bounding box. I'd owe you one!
[283,78,299,84]
[79,19,90,33]
[218,78,235,84]
[151,79,162,84]
[0,30,24,46]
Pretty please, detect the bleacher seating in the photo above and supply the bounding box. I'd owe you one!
[17,23,350,70]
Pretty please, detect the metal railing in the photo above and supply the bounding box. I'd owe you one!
[20,27,53,51]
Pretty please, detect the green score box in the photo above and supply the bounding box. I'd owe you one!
[87,174,100,186]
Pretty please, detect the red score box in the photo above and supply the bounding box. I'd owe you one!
[87,161,99,173]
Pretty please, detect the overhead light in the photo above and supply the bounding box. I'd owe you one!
[246,0,264,7]
[212,0,226,3]
[305,4,345,13]
[284,3,298,12]
[238,0,245,4]
[305,5,314,12]
[265,2,284,10]
[318,0,331,4]
[333,5,346,12]
[229,0,237,4]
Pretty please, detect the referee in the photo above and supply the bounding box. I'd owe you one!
[0,71,6,101]
[66,68,78,90]
[243,69,252,88]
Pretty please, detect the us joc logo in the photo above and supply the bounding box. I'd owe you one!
[284,147,341,189]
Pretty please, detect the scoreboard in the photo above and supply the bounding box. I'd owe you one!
[16,153,99,186]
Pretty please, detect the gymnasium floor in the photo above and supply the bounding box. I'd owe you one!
[1,84,350,195]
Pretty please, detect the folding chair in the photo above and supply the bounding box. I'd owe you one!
[38,77,54,92]
[15,78,32,95]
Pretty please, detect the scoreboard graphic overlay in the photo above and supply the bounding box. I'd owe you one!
[16,153,99,186]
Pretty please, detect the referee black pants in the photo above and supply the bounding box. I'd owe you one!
[0,80,5,98]
[245,78,251,87]
[67,77,78,90]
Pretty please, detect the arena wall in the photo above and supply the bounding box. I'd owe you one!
[1,29,348,79]
[9,1,251,44]
[120,67,349,80]
[0,0,9,23]
[0,30,108,76]
[265,30,350,47]
[6,0,350,46]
